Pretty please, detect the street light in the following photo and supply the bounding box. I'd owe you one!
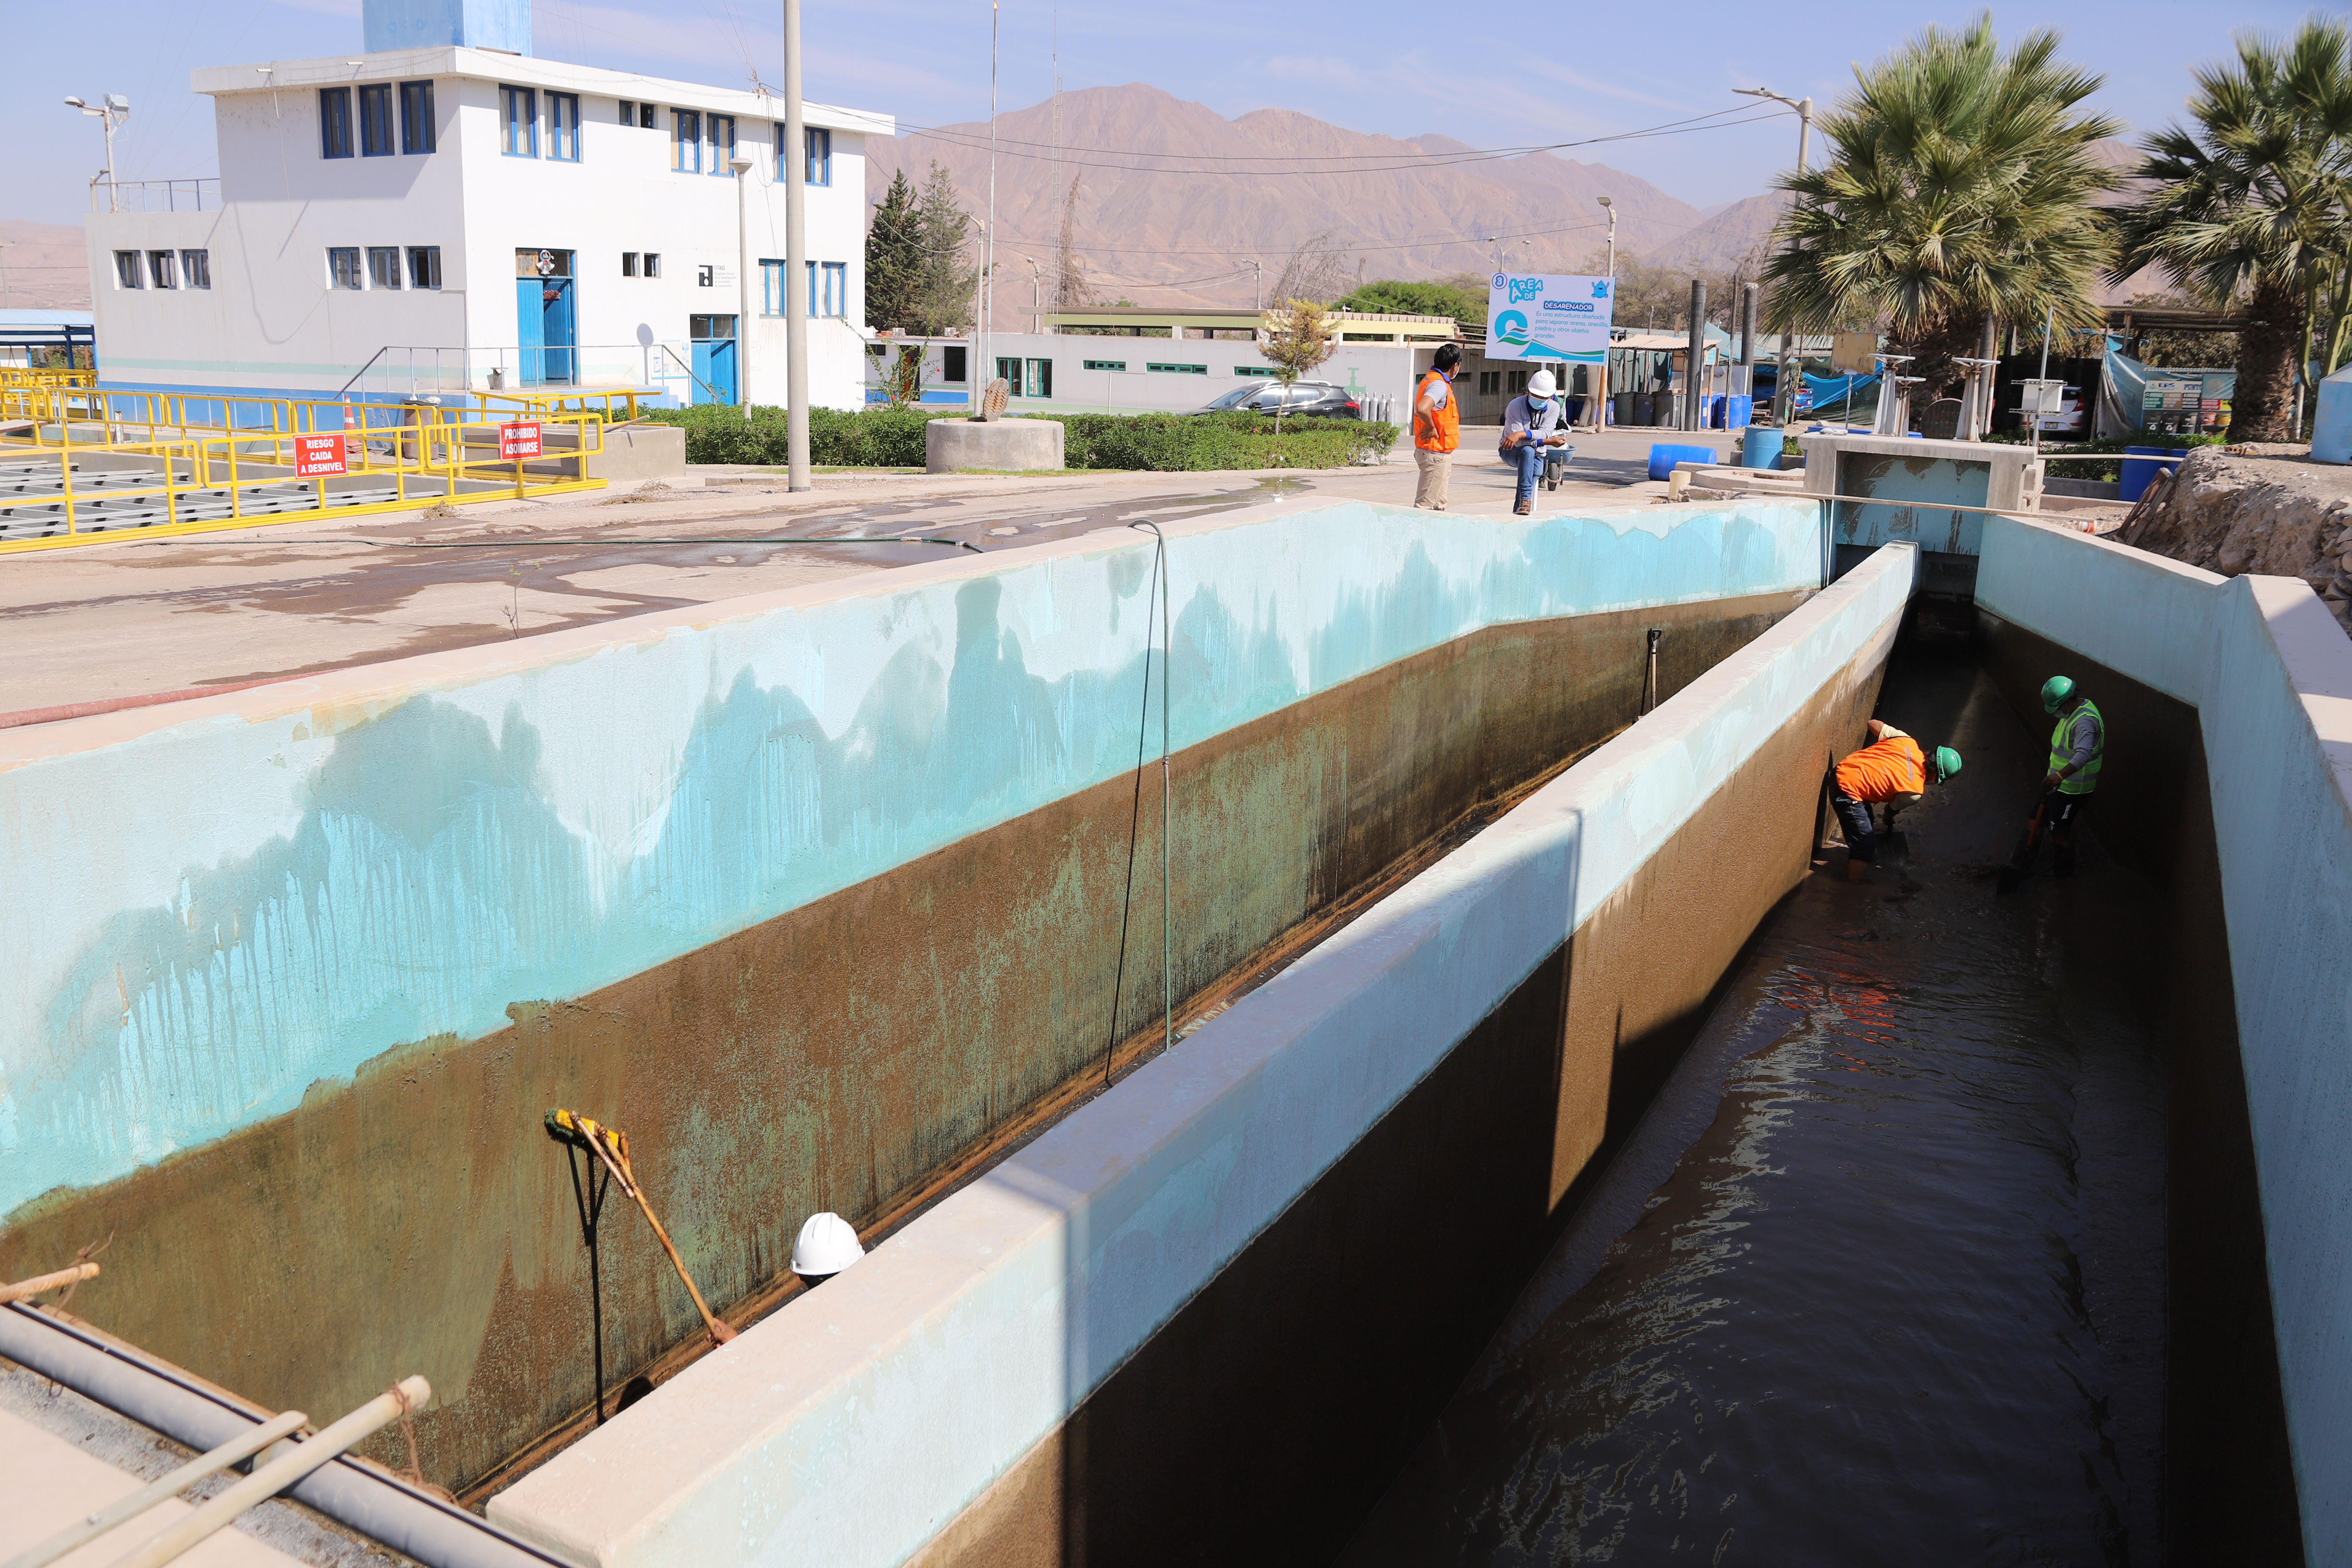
[1022,254,1040,334]
[730,154,755,422]
[1594,196,1617,429]
[1734,86,1813,426]
[66,94,131,213]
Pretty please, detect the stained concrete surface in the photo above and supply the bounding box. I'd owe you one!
[0,429,1674,718]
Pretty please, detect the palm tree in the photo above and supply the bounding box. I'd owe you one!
[2109,19,2352,441]
[1762,15,2119,401]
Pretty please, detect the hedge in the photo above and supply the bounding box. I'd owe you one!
[637,404,1398,471]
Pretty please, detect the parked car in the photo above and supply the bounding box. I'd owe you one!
[1188,381,1362,419]
[2027,385,2089,436]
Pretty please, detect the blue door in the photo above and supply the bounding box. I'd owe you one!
[515,248,576,385]
[689,314,738,405]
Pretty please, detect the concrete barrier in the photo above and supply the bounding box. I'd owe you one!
[1976,514,2352,1564]
[926,418,1063,473]
[486,544,1916,1568]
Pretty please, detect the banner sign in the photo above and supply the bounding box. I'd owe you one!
[292,432,346,478]
[499,420,544,459]
[1485,273,1614,363]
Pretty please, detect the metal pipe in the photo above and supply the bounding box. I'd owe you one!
[3,1409,309,1568]
[782,0,810,491]
[0,1306,564,1568]
[1641,627,1663,715]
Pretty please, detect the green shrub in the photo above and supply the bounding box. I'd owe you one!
[637,404,1397,471]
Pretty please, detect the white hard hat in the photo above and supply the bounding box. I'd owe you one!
[1527,369,1557,398]
[791,1212,865,1277]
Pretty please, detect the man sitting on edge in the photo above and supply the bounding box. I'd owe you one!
[1831,719,1963,881]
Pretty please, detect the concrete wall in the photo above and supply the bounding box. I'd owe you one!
[484,543,1916,1568]
[1975,515,2352,1565]
[0,494,1828,1488]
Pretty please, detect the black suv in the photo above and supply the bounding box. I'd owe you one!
[1190,381,1361,419]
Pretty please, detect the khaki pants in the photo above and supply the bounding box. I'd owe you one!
[1413,447,1452,510]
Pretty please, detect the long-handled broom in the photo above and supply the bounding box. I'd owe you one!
[546,1109,737,1347]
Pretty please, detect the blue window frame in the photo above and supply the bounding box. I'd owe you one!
[672,109,701,173]
[358,84,394,156]
[547,92,580,161]
[501,85,537,157]
[760,259,786,316]
[319,88,353,159]
[784,125,831,184]
[807,260,845,317]
[399,80,435,153]
[707,114,736,174]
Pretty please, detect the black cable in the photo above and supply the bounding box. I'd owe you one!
[1103,523,1165,1086]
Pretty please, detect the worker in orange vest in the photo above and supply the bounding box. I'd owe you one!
[1830,719,1963,880]
[1412,343,1464,510]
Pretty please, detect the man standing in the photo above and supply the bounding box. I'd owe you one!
[1830,718,1963,881]
[2004,676,2104,885]
[1499,368,1571,516]
[1412,343,1463,510]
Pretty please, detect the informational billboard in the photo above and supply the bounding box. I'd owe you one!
[1485,273,1614,363]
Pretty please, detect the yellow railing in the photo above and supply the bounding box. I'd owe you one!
[0,405,609,554]
[0,385,648,449]
[0,366,95,391]
[478,387,644,423]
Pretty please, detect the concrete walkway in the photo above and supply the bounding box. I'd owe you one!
[0,426,1703,718]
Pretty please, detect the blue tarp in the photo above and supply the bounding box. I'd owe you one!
[1803,371,1879,409]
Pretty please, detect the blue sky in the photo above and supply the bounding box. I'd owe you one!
[4,0,2323,224]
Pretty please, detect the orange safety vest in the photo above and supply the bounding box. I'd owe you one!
[1413,369,1460,453]
[1835,731,1928,803]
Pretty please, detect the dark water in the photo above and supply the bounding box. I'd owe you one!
[1343,645,2170,1566]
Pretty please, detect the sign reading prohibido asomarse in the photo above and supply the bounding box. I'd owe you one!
[1485,273,1615,363]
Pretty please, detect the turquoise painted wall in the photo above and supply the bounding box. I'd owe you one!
[0,498,1823,1216]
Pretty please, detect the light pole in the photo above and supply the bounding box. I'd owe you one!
[1735,86,1813,426]
[1594,195,1617,429]
[983,0,1000,408]
[731,155,754,421]
[781,0,811,488]
[64,95,131,213]
[970,217,987,405]
[0,242,14,309]
[1023,255,1040,333]
[1250,258,1262,312]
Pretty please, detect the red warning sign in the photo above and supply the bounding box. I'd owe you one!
[292,432,347,478]
[499,420,544,459]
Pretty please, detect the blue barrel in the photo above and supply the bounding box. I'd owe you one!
[1725,394,1754,428]
[2119,446,2181,503]
[1738,426,1783,470]
[1648,443,1720,481]
[2315,364,2352,462]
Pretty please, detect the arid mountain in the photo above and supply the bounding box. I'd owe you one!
[1,220,90,309]
[866,84,1778,326]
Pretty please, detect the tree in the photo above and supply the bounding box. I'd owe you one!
[909,160,980,336]
[1259,298,1338,455]
[2109,18,2352,440]
[1762,14,2119,400]
[865,168,923,331]
[1333,277,1485,330]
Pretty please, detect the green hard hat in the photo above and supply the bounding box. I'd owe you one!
[2040,675,2076,715]
[1934,746,1963,782]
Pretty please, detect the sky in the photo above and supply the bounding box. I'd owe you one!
[1,0,2324,228]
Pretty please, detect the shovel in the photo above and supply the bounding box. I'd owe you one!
[1997,800,2047,895]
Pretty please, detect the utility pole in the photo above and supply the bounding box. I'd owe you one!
[65,95,130,212]
[782,0,810,489]
[1250,258,1262,312]
[982,0,1000,404]
[732,154,754,422]
[1023,255,1040,333]
[970,217,987,404]
[1736,86,1811,426]
[1594,195,1617,430]
[1685,278,1708,431]
[1740,282,1759,429]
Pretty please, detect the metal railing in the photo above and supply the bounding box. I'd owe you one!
[338,344,703,407]
[90,178,220,213]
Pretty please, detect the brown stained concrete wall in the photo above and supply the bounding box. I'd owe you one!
[906,603,1892,1568]
[1977,612,2306,1566]
[0,590,1804,1496]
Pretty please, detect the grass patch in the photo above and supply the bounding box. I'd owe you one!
[642,404,1398,471]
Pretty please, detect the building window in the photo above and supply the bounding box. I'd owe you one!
[328,248,363,289]
[400,81,435,152]
[359,84,394,156]
[638,102,656,129]
[805,259,846,317]
[1236,366,1277,377]
[760,258,786,316]
[113,251,144,288]
[1023,357,1053,398]
[320,87,354,158]
[942,346,967,383]
[407,245,442,288]
[547,93,580,161]
[643,252,661,278]
[993,357,1023,397]
[1146,362,1208,374]
[367,247,403,289]
[623,252,639,277]
[805,126,831,184]
[707,114,736,173]
[147,250,178,289]
[181,249,211,289]
[502,86,537,157]
[1083,359,1127,372]
[672,110,701,173]
[1478,370,1500,396]
[619,99,637,124]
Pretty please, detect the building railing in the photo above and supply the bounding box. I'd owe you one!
[340,345,704,410]
[90,179,220,214]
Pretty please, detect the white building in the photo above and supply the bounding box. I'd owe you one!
[82,0,890,411]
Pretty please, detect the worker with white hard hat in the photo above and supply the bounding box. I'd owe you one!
[791,1211,866,1287]
[1499,369,1572,516]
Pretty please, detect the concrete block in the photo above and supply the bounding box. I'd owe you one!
[584,421,687,482]
[926,418,1063,475]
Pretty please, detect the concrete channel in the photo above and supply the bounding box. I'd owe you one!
[3,486,2349,1566]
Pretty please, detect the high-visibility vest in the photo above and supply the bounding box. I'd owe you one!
[2048,699,2104,795]
[1413,369,1459,453]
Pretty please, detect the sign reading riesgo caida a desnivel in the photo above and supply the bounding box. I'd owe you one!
[1485,273,1615,363]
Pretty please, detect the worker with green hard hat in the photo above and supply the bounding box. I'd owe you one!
[1829,718,1963,881]
[2004,675,2105,885]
